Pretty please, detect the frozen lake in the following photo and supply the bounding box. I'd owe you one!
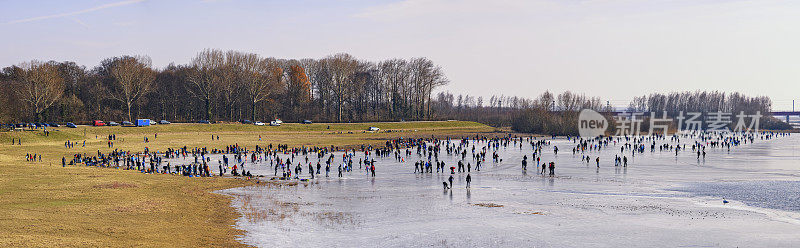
[169,134,800,247]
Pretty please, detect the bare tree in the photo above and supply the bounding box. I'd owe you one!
[187,49,226,120]
[1,51,459,123]
[538,91,555,111]
[378,59,409,119]
[13,60,64,122]
[327,53,358,121]
[286,62,312,118]
[108,56,155,121]
[229,51,282,121]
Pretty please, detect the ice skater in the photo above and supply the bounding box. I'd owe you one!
[522,157,528,171]
[448,175,454,189]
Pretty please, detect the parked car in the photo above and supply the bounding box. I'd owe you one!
[107,121,120,126]
[254,121,265,126]
[93,120,106,126]
[49,123,60,127]
[159,120,171,124]
[241,120,253,124]
[148,119,157,125]
[367,126,380,131]
[66,122,77,128]
[33,123,43,128]
[274,119,283,124]
[122,121,134,126]
[269,121,281,126]
[197,120,210,124]
[302,120,313,124]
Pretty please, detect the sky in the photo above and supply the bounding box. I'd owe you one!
[1,0,799,110]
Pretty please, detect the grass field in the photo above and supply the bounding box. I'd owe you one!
[0,121,496,247]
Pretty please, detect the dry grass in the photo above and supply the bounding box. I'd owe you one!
[93,181,138,189]
[307,211,360,228]
[515,211,545,215]
[472,203,504,208]
[0,121,494,247]
[238,194,301,223]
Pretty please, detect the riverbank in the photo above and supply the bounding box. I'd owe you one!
[0,121,495,247]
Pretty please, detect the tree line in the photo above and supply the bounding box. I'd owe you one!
[507,90,784,135]
[0,51,786,133]
[0,49,448,123]
[424,90,785,135]
[626,91,772,115]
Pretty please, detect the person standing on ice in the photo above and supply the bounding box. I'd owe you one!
[448,175,454,188]
[541,161,547,174]
[522,157,528,171]
[466,174,472,188]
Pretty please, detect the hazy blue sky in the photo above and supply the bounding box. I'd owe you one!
[1,0,798,110]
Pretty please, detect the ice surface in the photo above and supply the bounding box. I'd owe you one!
[168,134,800,247]
[672,181,800,212]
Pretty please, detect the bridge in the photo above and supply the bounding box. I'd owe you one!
[578,99,799,127]
[594,111,800,127]
[596,111,799,116]
[770,111,800,127]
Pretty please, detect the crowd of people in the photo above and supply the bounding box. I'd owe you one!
[37,128,789,195]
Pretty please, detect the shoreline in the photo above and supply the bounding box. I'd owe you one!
[0,121,494,247]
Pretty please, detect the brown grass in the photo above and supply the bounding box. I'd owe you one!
[307,211,360,228]
[516,211,545,215]
[473,203,504,208]
[93,181,138,189]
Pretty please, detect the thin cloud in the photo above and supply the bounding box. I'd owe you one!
[71,18,90,29]
[354,0,557,20]
[6,0,145,24]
